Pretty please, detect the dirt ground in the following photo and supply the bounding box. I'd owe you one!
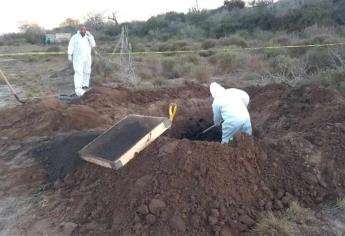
[1,80,345,235]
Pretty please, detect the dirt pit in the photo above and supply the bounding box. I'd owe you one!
[2,82,345,235]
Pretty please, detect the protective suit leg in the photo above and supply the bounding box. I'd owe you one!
[82,58,91,88]
[240,118,252,135]
[73,59,85,96]
[221,119,242,144]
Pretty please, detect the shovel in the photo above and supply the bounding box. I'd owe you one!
[201,124,218,134]
[0,69,26,104]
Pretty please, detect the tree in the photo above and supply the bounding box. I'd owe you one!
[223,0,246,11]
[253,0,274,8]
[84,11,105,30]
[107,12,118,25]
[17,21,45,44]
[18,22,44,33]
[60,18,80,27]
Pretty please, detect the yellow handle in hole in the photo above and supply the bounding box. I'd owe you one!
[169,103,177,122]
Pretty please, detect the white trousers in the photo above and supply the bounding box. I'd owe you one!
[73,58,91,96]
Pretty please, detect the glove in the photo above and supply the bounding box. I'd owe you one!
[68,54,72,62]
[86,32,93,43]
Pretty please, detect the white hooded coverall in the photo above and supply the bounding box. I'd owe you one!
[210,82,252,144]
[68,31,96,96]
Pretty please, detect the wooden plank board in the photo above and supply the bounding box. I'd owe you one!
[79,115,171,170]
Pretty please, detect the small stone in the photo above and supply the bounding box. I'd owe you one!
[277,190,285,199]
[158,142,178,156]
[191,214,200,227]
[265,201,273,211]
[239,214,255,227]
[208,216,218,226]
[145,214,156,225]
[170,215,186,232]
[282,192,294,206]
[259,199,265,207]
[220,226,233,236]
[149,199,166,215]
[60,222,78,235]
[302,173,318,185]
[274,199,284,210]
[137,204,149,215]
[134,214,141,223]
[53,180,62,189]
[63,174,74,185]
[161,211,169,222]
[211,209,220,218]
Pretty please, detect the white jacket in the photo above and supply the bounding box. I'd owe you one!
[68,31,96,62]
[210,82,250,125]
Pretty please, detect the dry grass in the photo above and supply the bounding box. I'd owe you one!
[255,212,291,236]
[285,201,311,223]
[254,201,314,236]
[336,198,345,209]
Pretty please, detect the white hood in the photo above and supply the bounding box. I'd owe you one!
[210,82,225,98]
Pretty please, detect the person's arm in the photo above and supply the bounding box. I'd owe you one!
[86,31,96,48]
[67,35,75,61]
[212,102,222,126]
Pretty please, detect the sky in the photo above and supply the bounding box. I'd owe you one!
[0,0,226,34]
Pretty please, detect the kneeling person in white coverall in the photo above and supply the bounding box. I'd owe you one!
[68,25,96,97]
[210,82,252,144]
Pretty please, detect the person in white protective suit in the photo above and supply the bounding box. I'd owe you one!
[68,25,96,97]
[210,82,252,144]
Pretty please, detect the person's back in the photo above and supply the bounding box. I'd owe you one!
[226,88,250,107]
[213,91,249,120]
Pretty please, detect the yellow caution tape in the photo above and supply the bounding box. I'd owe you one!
[169,103,177,122]
[0,42,344,57]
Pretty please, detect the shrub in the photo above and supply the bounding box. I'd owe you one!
[263,47,289,58]
[219,35,248,48]
[183,54,200,64]
[171,40,190,51]
[46,46,61,52]
[269,55,296,75]
[199,50,216,57]
[209,51,241,73]
[201,39,217,49]
[271,35,291,46]
[316,67,345,91]
[307,48,334,71]
[193,65,211,82]
[161,58,179,79]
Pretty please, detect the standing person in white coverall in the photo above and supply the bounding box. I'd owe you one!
[210,82,252,144]
[68,25,96,97]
